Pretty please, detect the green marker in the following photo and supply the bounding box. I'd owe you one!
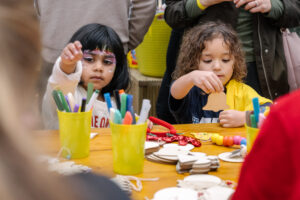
[57,90,71,112]
[120,93,127,118]
[250,114,257,128]
[52,90,64,111]
[87,82,94,103]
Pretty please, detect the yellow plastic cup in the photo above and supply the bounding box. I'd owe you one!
[245,124,260,153]
[110,121,147,175]
[57,110,91,159]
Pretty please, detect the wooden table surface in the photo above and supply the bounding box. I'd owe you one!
[34,123,246,200]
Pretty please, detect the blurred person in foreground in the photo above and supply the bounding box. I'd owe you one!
[0,1,130,199]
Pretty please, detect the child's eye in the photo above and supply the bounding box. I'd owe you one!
[83,57,94,62]
[222,59,230,63]
[203,60,212,63]
[103,59,114,65]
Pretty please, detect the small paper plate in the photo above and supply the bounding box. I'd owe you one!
[218,152,244,163]
[202,186,234,200]
[184,174,221,183]
[189,152,207,158]
[183,174,222,189]
[153,187,198,200]
[163,143,194,151]
[145,141,160,149]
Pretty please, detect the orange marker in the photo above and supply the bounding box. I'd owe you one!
[119,89,125,94]
[123,111,133,124]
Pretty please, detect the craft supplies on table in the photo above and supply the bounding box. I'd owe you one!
[106,91,151,175]
[146,117,201,147]
[52,86,100,159]
[191,132,246,147]
[145,143,220,174]
[203,92,229,112]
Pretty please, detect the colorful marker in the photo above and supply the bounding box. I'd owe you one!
[123,111,133,124]
[104,92,112,112]
[87,82,94,103]
[52,90,64,111]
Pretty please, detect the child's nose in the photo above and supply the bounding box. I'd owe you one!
[212,60,221,70]
[93,60,104,71]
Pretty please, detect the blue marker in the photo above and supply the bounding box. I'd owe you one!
[129,105,136,124]
[252,97,260,123]
[104,92,112,112]
[126,94,133,112]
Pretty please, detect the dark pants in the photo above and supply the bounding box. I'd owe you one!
[244,61,263,96]
[156,29,184,124]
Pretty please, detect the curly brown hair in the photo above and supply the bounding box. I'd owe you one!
[172,21,247,83]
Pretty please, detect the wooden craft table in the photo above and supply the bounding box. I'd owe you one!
[35,123,246,200]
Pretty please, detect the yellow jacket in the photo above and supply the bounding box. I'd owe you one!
[226,79,272,111]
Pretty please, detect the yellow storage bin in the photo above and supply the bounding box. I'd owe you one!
[136,12,171,77]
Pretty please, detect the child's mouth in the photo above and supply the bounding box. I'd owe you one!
[90,76,104,81]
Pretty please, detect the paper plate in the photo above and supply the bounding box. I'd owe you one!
[183,174,222,189]
[145,141,160,149]
[163,143,194,151]
[155,147,189,157]
[189,152,207,158]
[153,187,198,200]
[218,152,244,163]
[202,186,234,200]
[193,157,211,165]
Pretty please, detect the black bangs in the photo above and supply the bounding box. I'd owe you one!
[69,23,122,54]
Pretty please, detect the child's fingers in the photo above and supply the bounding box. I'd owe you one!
[219,116,233,127]
[215,76,224,92]
[219,118,227,125]
[62,52,70,60]
[221,123,231,128]
[209,73,223,92]
[64,48,74,60]
[200,83,210,94]
[68,43,80,57]
[74,41,82,50]
[208,75,223,92]
[204,79,216,93]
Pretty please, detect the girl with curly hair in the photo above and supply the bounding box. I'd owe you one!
[170,22,272,127]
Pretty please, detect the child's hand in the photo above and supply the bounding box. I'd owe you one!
[60,41,83,74]
[191,70,224,94]
[219,110,246,128]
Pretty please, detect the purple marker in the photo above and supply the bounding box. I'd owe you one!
[73,104,79,112]
[65,95,72,112]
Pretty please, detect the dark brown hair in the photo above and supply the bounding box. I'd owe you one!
[173,21,247,82]
[0,1,78,200]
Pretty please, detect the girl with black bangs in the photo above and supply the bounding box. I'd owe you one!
[42,23,130,129]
